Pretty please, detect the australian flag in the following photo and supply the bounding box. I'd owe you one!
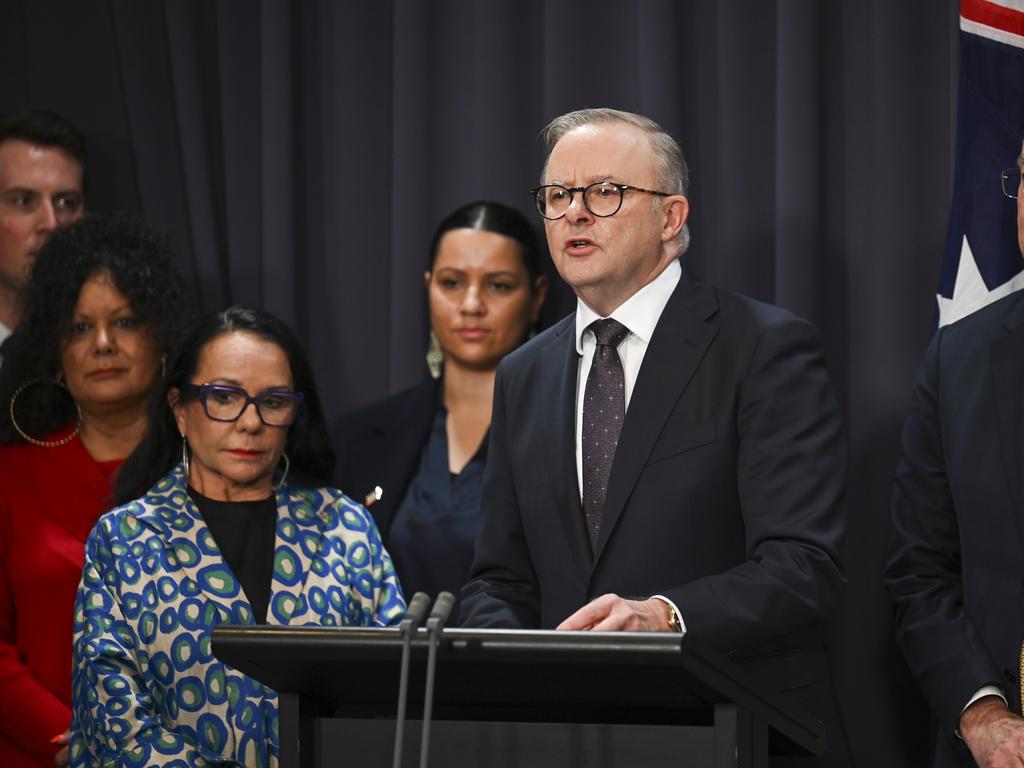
[938,0,1024,327]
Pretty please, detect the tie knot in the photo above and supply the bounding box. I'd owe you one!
[589,318,629,348]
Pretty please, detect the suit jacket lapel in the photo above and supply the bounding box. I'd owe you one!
[594,274,719,561]
[990,293,1024,552]
[36,434,113,545]
[354,379,438,538]
[133,466,323,626]
[537,316,594,572]
[132,467,255,624]
[265,487,327,625]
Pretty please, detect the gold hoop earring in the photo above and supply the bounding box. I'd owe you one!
[426,331,443,380]
[8,378,81,448]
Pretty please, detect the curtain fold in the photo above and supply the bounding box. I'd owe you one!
[1,3,960,764]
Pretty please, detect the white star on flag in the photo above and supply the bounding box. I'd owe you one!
[936,235,1024,327]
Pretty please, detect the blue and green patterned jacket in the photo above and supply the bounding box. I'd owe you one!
[69,464,406,767]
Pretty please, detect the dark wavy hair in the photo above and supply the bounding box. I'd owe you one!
[0,213,191,443]
[427,200,543,282]
[115,307,335,504]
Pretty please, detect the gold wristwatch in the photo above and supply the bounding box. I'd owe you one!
[667,605,683,633]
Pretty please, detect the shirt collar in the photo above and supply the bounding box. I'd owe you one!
[574,259,682,353]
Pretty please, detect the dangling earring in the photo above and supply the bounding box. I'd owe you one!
[272,452,290,490]
[161,355,167,380]
[426,331,443,380]
[181,436,190,478]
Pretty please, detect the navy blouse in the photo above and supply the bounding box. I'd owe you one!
[386,408,487,622]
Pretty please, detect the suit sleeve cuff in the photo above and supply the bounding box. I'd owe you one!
[651,595,686,633]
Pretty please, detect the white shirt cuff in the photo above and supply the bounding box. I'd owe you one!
[956,686,1007,739]
[963,685,1006,712]
[651,595,686,633]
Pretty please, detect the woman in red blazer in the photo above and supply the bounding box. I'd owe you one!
[0,215,189,767]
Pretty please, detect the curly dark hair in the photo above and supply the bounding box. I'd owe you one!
[0,213,192,443]
[115,307,335,503]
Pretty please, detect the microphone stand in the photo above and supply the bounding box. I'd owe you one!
[391,592,431,768]
[418,591,455,768]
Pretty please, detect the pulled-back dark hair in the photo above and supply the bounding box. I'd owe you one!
[427,201,543,282]
[0,108,87,174]
[115,307,335,504]
[0,213,191,442]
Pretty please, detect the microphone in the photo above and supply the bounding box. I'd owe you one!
[418,591,455,768]
[391,592,431,768]
[425,591,455,631]
[399,591,432,635]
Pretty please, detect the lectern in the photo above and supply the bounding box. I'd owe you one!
[212,626,822,768]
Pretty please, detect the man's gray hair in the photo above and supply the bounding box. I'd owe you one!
[541,108,691,253]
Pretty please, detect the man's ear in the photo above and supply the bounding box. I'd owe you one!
[662,195,689,243]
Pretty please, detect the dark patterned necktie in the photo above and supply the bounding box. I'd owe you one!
[582,318,630,551]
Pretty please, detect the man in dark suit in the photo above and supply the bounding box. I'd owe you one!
[887,145,1024,768]
[460,108,850,765]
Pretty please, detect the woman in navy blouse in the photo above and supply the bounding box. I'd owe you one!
[334,201,548,621]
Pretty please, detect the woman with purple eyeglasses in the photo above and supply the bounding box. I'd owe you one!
[67,307,405,768]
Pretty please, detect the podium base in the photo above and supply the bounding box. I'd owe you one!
[318,718,716,767]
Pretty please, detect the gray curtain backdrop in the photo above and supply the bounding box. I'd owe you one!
[0,1,960,765]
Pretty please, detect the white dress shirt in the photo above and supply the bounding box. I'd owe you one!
[573,258,681,496]
[572,258,685,631]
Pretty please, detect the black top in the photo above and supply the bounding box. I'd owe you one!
[189,487,277,624]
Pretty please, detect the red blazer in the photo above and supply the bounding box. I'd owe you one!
[0,435,119,767]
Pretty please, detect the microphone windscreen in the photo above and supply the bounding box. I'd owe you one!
[428,591,456,624]
[404,592,431,628]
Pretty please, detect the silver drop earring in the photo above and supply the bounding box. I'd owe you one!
[272,452,290,490]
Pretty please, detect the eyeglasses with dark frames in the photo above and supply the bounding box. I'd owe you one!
[1001,167,1023,200]
[181,383,304,427]
[530,181,672,220]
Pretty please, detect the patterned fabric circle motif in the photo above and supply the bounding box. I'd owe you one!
[69,463,406,767]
